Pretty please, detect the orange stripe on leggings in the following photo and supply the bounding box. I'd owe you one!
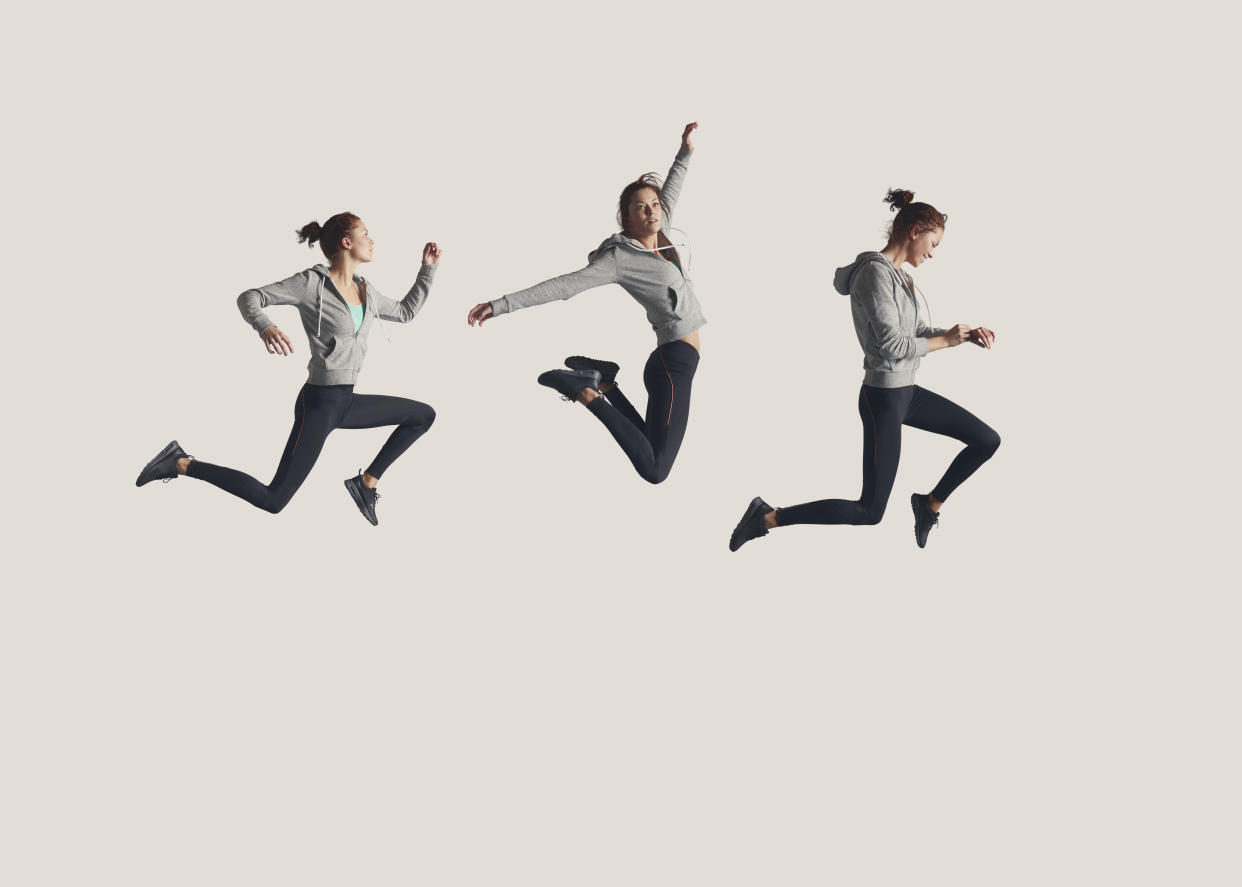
[659,350,675,425]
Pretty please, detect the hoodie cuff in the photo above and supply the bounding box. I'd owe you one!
[252,314,275,334]
[419,263,438,278]
[489,297,510,318]
[676,145,693,162]
[914,337,930,357]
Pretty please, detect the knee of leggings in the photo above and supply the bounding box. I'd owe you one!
[262,493,289,515]
[641,464,672,485]
[423,406,437,428]
[854,501,885,526]
[981,428,1001,456]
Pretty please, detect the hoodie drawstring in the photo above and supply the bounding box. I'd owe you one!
[316,278,324,337]
[629,226,693,273]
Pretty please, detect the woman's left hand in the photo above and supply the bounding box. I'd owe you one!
[968,326,996,349]
[422,242,443,266]
[681,121,698,152]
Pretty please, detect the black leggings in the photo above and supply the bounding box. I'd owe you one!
[186,383,435,514]
[585,340,699,484]
[777,384,999,527]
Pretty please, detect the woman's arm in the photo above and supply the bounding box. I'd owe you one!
[369,243,442,323]
[237,269,314,355]
[659,122,697,224]
[469,250,618,325]
[855,263,968,359]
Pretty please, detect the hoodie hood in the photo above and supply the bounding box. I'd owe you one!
[834,251,892,296]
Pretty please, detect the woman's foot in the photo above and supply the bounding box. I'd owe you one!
[910,493,940,548]
[136,440,190,486]
[564,355,619,387]
[344,471,381,526]
[730,496,775,552]
[537,368,601,402]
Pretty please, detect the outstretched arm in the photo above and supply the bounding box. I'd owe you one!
[468,250,618,326]
[370,243,442,323]
[660,121,698,223]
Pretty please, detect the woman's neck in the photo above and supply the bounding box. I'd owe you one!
[881,243,909,270]
[328,257,359,289]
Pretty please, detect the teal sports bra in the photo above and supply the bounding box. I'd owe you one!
[349,303,364,332]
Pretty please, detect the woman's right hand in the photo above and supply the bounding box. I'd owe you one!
[467,302,494,327]
[944,324,972,347]
[681,121,698,151]
[261,326,295,355]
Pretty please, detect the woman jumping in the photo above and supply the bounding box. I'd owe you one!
[729,190,1000,551]
[135,213,441,526]
[467,122,705,485]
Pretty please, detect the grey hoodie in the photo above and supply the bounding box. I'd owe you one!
[834,251,947,388]
[488,147,706,346]
[237,263,437,385]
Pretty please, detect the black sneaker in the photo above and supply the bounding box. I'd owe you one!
[344,471,380,526]
[911,493,940,549]
[729,496,774,552]
[564,355,619,386]
[537,368,601,401]
[136,440,190,487]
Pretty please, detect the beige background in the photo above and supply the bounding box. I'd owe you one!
[4,1,1237,884]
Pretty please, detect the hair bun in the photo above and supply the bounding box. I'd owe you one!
[295,221,323,246]
[884,188,916,212]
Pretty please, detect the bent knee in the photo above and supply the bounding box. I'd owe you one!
[980,428,1001,455]
[853,502,886,525]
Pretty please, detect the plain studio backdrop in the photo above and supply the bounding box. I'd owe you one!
[3,1,1236,884]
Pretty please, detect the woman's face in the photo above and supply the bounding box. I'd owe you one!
[624,187,663,238]
[908,226,944,268]
[342,222,375,263]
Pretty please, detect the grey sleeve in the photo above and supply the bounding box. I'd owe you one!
[236,269,314,334]
[659,146,693,223]
[854,264,930,359]
[369,264,437,323]
[489,250,618,318]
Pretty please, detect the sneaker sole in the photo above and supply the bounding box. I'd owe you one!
[537,369,600,400]
[910,493,928,549]
[136,440,182,487]
[345,479,379,526]
[729,496,770,552]
[565,356,619,385]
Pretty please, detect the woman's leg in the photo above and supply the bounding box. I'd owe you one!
[599,384,646,432]
[185,385,344,514]
[584,341,699,484]
[775,386,912,526]
[338,393,436,479]
[903,386,1000,504]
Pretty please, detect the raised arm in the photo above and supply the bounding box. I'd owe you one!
[659,122,697,223]
[368,243,442,323]
[468,250,618,326]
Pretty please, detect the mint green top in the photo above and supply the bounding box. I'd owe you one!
[349,303,364,332]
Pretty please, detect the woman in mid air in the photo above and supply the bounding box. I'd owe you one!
[729,190,1000,551]
[467,122,704,485]
[136,213,442,526]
